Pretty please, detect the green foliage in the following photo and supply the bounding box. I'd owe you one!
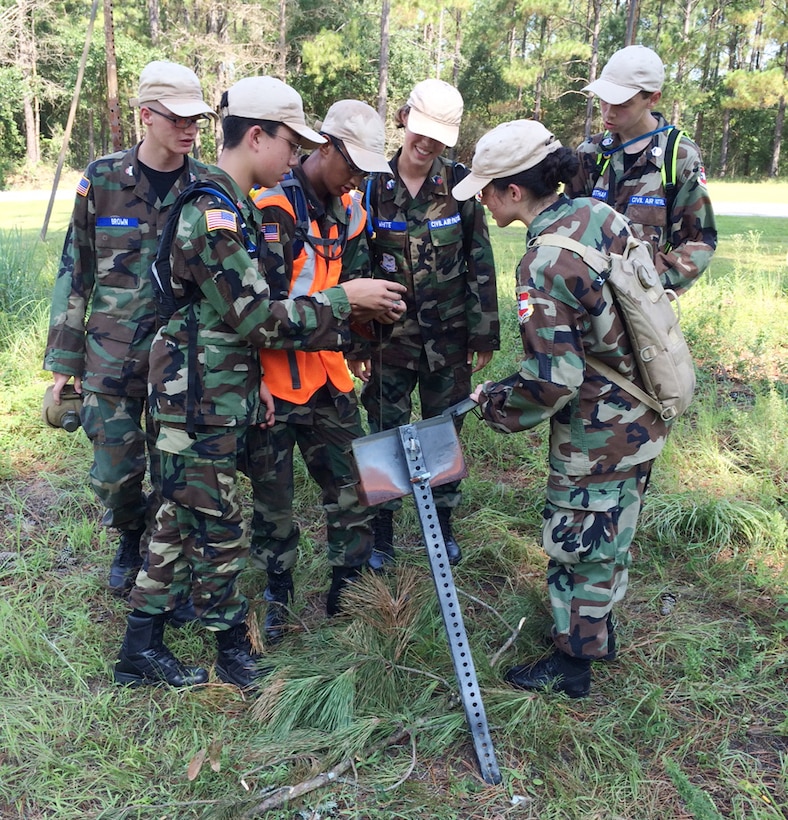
[0,67,25,187]
[663,756,725,820]
[0,229,57,340]
[723,68,788,110]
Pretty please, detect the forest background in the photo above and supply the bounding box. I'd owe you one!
[2,0,788,189]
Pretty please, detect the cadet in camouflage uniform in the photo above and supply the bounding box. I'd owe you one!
[357,79,499,571]
[454,120,673,698]
[565,45,716,294]
[113,77,406,691]
[246,100,401,640]
[43,61,215,595]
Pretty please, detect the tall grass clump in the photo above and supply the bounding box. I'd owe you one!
[0,228,57,318]
[0,229,57,383]
[681,230,788,391]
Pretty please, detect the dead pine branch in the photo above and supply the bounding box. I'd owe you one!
[241,725,412,817]
[488,617,526,668]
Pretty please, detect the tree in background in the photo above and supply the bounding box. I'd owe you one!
[0,0,786,182]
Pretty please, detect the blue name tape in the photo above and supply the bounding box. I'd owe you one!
[374,219,407,231]
[97,216,139,227]
[428,214,461,229]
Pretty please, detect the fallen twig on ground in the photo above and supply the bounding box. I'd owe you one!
[241,724,412,816]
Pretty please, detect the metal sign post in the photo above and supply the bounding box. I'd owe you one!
[351,401,502,785]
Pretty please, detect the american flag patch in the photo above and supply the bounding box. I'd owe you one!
[76,176,90,197]
[262,223,280,242]
[205,209,238,232]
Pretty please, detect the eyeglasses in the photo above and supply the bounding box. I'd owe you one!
[327,135,364,176]
[147,107,211,130]
[273,132,303,158]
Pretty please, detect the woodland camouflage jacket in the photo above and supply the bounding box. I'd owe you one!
[363,151,500,372]
[479,195,671,477]
[148,167,353,430]
[43,144,208,396]
[564,113,716,295]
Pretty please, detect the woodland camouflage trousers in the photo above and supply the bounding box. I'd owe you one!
[128,425,249,630]
[80,391,161,534]
[545,461,653,660]
[245,388,374,572]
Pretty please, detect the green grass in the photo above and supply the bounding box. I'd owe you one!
[0,187,787,819]
[706,179,788,205]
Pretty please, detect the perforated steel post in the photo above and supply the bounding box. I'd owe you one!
[397,424,502,785]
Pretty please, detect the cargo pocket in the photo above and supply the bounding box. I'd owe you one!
[543,476,622,565]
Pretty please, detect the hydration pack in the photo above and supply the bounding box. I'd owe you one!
[531,233,695,421]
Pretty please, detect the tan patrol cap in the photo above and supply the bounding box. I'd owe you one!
[221,77,326,148]
[406,79,463,148]
[584,45,665,105]
[452,120,562,201]
[318,100,390,173]
[131,61,216,119]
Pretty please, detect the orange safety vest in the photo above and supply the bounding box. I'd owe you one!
[252,185,366,404]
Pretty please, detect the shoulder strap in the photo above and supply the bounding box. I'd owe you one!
[279,175,310,233]
[530,233,663,413]
[586,354,663,415]
[530,233,612,277]
[178,180,257,255]
[661,127,684,216]
[365,173,380,238]
[280,174,349,261]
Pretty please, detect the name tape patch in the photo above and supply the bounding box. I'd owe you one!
[428,213,461,230]
[374,219,407,232]
[96,216,138,228]
[629,195,666,207]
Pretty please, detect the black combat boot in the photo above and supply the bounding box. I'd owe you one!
[215,623,270,690]
[326,566,362,616]
[167,597,198,629]
[367,510,395,573]
[437,508,462,566]
[602,615,617,662]
[263,569,294,645]
[108,527,145,596]
[114,612,208,687]
[504,650,591,698]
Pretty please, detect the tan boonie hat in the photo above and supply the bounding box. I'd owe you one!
[318,100,390,173]
[221,77,326,148]
[452,120,562,201]
[406,79,463,147]
[131,61,216,119]
[584,45,665,105]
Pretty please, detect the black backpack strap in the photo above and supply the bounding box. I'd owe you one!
[662,127,683,217]
[151,180,256,436]
[280,174,347,261]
